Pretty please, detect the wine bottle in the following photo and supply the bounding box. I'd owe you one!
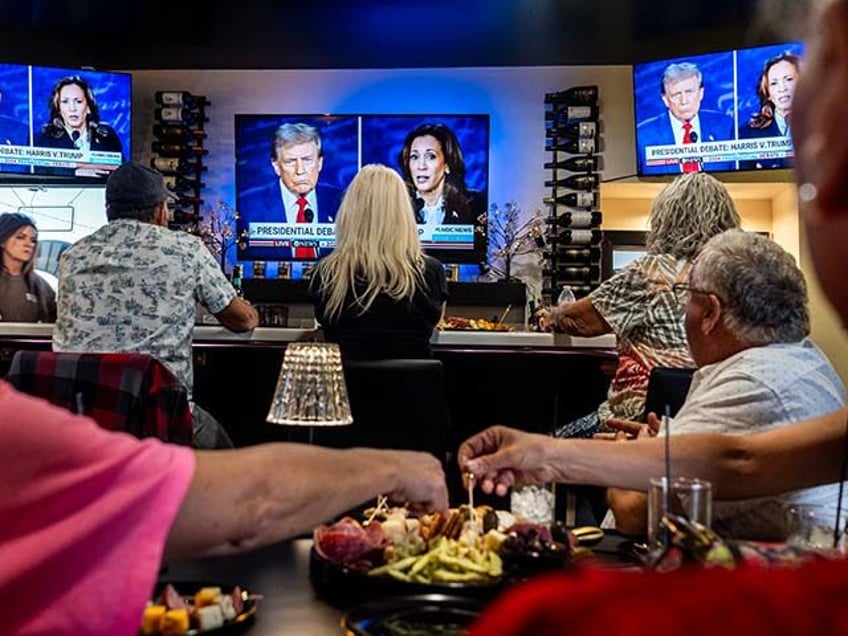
[544,192,598,209]
[543,105,599,123]
[545,229,603,245]
[544,156,600,171]
[544,85,598,106]
[174,194,204,207]
[543,211,603,228]
[545,138,596,154]
[231,264,244,297]
[542,284,595,297]
[544,174,600,191]
[153,124,208,143]
[171,209,200,224]
[543,246,601,262]
[163,175,206,192]
[152,142,209,158]
[545,121,598,139]
[542,265,601,280]
[150,157,208,175]
[154,107,210,125]
[155,91,211,109]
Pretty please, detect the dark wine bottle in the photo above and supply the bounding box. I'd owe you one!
[545,121,598,140]
[231,264,244,297]
[150,157,209,175]
[545,137,596,154]
[152,142,209,158]
[543,211,603,229]
[163,175,206,192]
[544,155,600,171]
[545,229,603,245]
[155,91,211,109]
[171,209,200,224]
[544,192,598,209]
[154,107,210,125]
[543,246,602,262]
[544,85,598,106]
[153,124,208,143]
[544,174,600,191]
[542,265,601,280]
[543,105,599,123]
[173,194,204,207]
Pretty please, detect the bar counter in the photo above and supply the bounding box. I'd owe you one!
[0,323,617,453]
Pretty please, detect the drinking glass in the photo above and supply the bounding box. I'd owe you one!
[647,477,712,551]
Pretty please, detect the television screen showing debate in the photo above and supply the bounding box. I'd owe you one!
[0,63,131,182]
[234,113,489,264]
[633,41,804,176]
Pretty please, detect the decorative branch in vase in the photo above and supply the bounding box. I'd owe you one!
[196,199,239,273]
[485,201,545,281]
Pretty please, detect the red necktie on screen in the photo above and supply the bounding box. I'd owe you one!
[295,196,316,260]
[681,121,700,173]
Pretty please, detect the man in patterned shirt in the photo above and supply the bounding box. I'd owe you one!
[54,162,259,448]
[604,230,845,540]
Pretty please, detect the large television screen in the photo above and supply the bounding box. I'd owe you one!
[633,42,804,176]
[0,63,130,182]
[235,113,489,264]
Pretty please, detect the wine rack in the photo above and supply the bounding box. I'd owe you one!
[542,85,603,303]
[150,91,210,233]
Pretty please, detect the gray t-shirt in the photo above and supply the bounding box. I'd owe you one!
[0,274,39,322]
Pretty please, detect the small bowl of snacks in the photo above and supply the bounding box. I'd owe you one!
[140,581,258,635]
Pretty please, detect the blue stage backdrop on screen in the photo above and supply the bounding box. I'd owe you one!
[633,41,803,176]
[235,113,489,265]
[0,62,130,183]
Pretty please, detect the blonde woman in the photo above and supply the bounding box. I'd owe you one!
[308,164,448,360]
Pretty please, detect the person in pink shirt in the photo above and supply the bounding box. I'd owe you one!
[0,381,447,635]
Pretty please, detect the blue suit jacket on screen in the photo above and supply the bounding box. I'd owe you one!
[637,110,735,175]
[738,119,792,170]
[238,180,342,261]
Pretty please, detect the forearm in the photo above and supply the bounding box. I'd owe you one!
[164,444,403,559]
[555,298,611,337]
[606,489,648,536]
[546,407,848,499]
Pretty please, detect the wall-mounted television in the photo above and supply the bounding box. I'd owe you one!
[633,41,804,176]
[0,63,130,183]
[234,113,489,264]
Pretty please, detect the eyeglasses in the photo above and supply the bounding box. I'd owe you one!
[671,282,724,304]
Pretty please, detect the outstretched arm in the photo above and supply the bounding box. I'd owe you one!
[166,444,448,559]
[459,408,848,499]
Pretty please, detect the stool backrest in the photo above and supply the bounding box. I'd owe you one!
[643,366,697,420]
[6,350,194,445]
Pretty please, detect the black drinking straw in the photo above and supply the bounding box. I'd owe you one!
[663,404,672,546]
[833,418,848,550]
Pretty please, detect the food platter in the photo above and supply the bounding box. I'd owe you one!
[436,317,511,332]
[310,506,574,609]
[141,581,258,635]
[341,594,485,636]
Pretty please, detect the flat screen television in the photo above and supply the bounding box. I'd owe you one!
[0,63,131,183]
[234,113,489,264]
[633,41,804,176]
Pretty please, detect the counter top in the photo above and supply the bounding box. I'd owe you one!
[0,323,617,349]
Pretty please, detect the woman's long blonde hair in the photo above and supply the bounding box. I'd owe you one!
[316,164,425,321]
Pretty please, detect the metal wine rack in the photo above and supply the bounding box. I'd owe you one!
[541,85,603,303]
[150,91,210,233]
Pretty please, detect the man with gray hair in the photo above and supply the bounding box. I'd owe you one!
[637,61,734,174]
[606,229,845,540]
[238,122,342,260]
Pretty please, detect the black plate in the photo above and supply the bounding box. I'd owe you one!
[309,548,506,609]
[144,580,258,635]
[342,594,485,636]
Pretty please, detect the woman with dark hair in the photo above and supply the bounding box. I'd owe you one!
[739,52,801,168]
[0,213,56,322]
[398,123,485,227]
[34,76,123,175]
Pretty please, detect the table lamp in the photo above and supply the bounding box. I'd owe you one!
[266,342,353,442]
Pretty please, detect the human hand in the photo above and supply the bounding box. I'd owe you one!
[537,306,562,332]
[458,425,557,497]
[384,450,449,515]
[596,412,661,441]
